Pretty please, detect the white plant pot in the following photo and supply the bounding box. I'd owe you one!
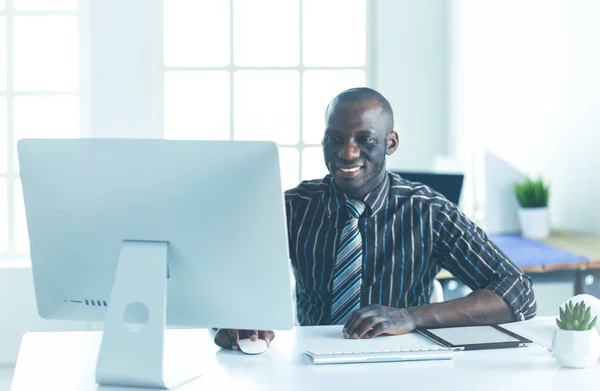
[551,327,600,368]
[518,207,550,240]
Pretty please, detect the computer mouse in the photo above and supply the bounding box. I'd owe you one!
[238,338,268,355]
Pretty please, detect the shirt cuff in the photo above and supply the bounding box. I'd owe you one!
[486,275,536,321]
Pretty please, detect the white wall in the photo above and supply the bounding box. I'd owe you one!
[375,0,450,171]
[450,0,600,234]
[549,0,600,234]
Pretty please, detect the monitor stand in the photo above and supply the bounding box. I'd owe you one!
[95,240,201,389]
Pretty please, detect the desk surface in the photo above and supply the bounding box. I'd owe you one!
[541,231,600,266]
[10,317,600,391]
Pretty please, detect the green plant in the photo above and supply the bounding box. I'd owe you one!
[515,177,549,208]
[557,300,598,331]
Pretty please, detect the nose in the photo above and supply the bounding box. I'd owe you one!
[338,139,360,161]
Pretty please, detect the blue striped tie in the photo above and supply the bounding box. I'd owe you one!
[330,200,366,325]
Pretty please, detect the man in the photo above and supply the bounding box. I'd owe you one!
[215,87,536,350]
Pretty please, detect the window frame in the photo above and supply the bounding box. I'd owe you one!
[0,0,83,261]
[162,0,375,188]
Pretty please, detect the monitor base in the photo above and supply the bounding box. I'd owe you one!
[95,240,201,389]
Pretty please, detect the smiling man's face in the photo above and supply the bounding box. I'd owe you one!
[322,98,398,198]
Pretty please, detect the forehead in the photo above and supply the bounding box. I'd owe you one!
[326,100,388,134]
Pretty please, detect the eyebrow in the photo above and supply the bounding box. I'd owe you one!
[325,128,377,134]
[355,129,377,135]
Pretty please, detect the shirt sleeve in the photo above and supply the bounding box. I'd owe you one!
[284,193,293,243]
[432,201,537,321]
[283,193,301,278]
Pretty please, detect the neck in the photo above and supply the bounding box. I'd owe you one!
[341,169,387,199]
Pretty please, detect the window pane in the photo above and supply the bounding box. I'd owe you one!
[303,0,365,66]
[14,178,28,253]
[302,147,328,181]
[164,71,230,140]
[234,71,299,144]
[279,147,299,191]
[163,0,229,66]
[0,98,6,173]
[13,0,77,10]
[0,0,5,10]
[13,16,79,91]
[233,0,299,66]
[303,70,366,144]
[0,17,5,91]
[14,96,79,171]
[0,179,7,252]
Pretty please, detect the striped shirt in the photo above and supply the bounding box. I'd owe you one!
[284,171,537,326]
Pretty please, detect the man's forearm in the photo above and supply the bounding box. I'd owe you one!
[406,289,515,329]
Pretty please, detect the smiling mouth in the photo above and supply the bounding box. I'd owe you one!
[335,165,363,178]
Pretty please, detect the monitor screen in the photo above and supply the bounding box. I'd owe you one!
[394,171,464,205]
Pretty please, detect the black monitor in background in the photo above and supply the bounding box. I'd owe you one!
[393,171,465,205]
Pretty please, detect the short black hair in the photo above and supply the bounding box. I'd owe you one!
[325,87,394,132]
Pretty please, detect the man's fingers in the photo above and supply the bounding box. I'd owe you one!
[343,307,369,336]
[258,330,276,347]
[214,329,239,350]
[345,310,377,338]
[343,305,381,337]
[214,329,229,348]
[226,329,240,350]
[239,330,258,341]
[354,315,386,339]
[215,329,277,349]
[366,321,391,339]
[250,330,258,341]
[343,311,359,336]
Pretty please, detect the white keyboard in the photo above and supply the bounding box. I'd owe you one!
[305,345,454,365]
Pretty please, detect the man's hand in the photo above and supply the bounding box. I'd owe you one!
[214,329,275,350]
[343,305,416,339]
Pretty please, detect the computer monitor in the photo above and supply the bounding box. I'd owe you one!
[394,171,465,205]
[481,151,527,234]
[17,138,295,389]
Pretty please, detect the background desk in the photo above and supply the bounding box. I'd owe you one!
[437,231,600,315]
[538,231,600,270]
[10,317,600,391]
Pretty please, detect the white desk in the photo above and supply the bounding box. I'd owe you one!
[10,317,600,391]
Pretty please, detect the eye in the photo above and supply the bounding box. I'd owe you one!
[358,136,377,145]
[324,134,342,143]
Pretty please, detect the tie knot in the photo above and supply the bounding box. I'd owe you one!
[346,200,365,219]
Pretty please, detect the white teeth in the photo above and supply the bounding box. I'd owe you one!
[340,167,361,173]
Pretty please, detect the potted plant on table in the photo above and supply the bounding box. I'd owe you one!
[552,300,600,368]
[514,176,550,239]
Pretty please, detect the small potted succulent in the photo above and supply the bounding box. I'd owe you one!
[552,300,600,368]
[515,177,550,239]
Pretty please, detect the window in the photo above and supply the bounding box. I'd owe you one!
[0,0,80,260]
[163,0,369,191]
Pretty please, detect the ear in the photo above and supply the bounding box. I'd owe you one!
[386,131,399,155]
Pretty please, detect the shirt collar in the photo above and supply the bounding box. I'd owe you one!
[325,172,391,216]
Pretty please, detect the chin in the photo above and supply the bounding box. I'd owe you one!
[333,175,367,191]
